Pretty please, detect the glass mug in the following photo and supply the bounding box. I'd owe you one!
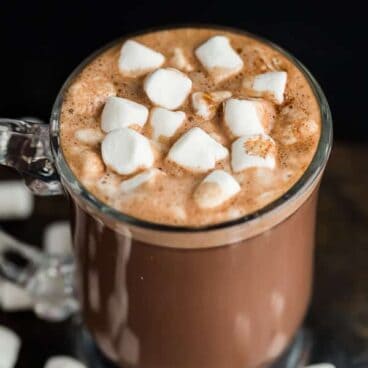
[0,26,332,368]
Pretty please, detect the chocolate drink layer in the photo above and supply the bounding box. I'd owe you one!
[72,187,318,368]
[60,27,321,226]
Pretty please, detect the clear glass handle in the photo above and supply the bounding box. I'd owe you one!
[0,117,63,195]
[0,117,78,321]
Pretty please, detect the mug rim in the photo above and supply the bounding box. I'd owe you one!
[50,24,333,234]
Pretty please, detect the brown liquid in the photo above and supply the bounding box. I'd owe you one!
[60,27,321,226]
[71,187,318,368]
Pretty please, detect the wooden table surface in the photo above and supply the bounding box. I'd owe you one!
[1,142,367,368]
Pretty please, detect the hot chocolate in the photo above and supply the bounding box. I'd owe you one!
[57,26,329,368]
[60,27,321,227]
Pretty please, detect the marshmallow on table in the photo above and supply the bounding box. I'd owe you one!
[192,91,232,119]
[170,48,193,72]
[195,36,243,83]
[223,98,274,138]
[0,181,33,220]
[120,169,160,193]
[43,221,72,256]
[101,128,154,175]
[144,68,192,110]
[101,96,149,132]
[167,127,228,172]
[247,71,287,104]
[231,134,276,172]
[0,325,21,368]
[44,356,86,368]
[194,170,240,209]
[150,107,185,140]
[74,128,104,146]
[0,280,33,312]
[118,40,165,77]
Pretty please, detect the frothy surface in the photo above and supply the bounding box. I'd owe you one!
[60,27,321,226]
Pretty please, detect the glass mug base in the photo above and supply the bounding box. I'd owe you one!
[77,327,312,368]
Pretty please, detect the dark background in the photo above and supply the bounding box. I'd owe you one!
[0,0,366,142]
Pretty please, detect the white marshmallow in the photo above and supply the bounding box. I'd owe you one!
[170,48,193,72]
[68,77,116,116]
[118,40,165,77]
[144,68,192,110]
[252,71,287,104]
[101,128,154,175]
[101,96,149,132]
[0,325,21,368]
[299,119,319,137]
[195,36,243,83]
[77,150,105,179]
[0,280,33,311]
[0,181,33,220]
[168,205,187,221]
[194,170,240,209]
[43,221,72,256]
[74,128,104,146]
[167,127,228,172]
[305,365,335,368]
[223,98,266,137]
[231,134,276,172]
[44,356,86,368]
[150,107,185,140]
[96,174,120,199]
[192,91,232,119]
[120,169,159,193]
[279,119,319,145]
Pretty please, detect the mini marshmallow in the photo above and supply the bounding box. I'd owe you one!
[252,71,287,104]
[168,205,187,221]
[44,356,86,368]
[305,365,335,368]
[43,221,72,256]
[0,280,33,311]
[194,170,240,209]
[77,150,105,179]
[96,174,120,198]
[231,134,276,172]
[170,48,193,72]
[195,36,243,83]
[74,128,104,146]
[150,107,185,140]
[118,40,165,77]
[101,96,149,132]
[192,91,232,119]
[223,98,275,138]
[0,181,33,220]
[0,325,21,368]
[298,119,319,137]
[68,77,116,116]
[167,127,228,172]
[101,128,154,175]
[279,119,319,145]
[120,169,159,193]
[144,68,192,110]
